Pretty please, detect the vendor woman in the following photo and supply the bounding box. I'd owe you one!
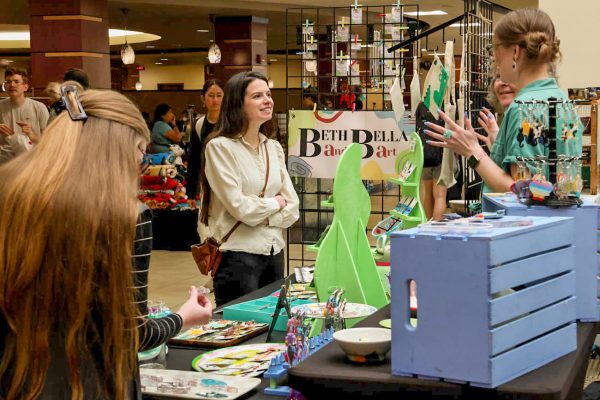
[425,8,581,192]
[151,103,182,153]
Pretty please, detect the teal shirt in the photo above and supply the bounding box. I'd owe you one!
[486,78,582,191]
[151,121,175,153]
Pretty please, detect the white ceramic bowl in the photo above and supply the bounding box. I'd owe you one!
[333,327,392,362]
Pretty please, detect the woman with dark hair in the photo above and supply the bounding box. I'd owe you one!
[151,103,182,153]
[475,75,518,150]
[425,8,581,192]
[199,71,299,306]
[0,86,212,399]
[186,79,224,199]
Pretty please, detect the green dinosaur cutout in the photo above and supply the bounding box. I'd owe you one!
[312,143,388,324]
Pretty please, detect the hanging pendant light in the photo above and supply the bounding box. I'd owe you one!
[207,14,221,64]
[121,42,135,64]
[120,8,135,65]
[208,40,221,64]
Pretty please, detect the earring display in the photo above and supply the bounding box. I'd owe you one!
[511,98,583,206]
[287,4,423,111]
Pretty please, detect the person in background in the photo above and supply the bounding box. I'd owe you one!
[0,67,49,164]
[321,96,334,110]
[45,81,64,124]
[199,71,299,306]
[474,76,518,150]
[63,67,90,89]
[0,85,212,398]
[302,91,320,110]
[151,103,182,153]
[187,79,224,199]
[425,8,580,193]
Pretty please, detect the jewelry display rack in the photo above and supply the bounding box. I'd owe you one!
[513,98,584,207]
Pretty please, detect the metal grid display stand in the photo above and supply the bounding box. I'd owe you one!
[462,0,493,213]
[284,5,424,272]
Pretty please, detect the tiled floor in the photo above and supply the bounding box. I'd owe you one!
[148,250,214,311]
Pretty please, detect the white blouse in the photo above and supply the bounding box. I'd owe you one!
[202,133,299,255]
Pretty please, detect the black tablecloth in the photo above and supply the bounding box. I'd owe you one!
[153,280,286,400]
[155,280,596,400]
[287,306,597,400]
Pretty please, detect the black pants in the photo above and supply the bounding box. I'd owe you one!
[214,249,284,307]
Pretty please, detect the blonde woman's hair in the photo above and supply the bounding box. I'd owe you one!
[0,87,149,399]
[494,8,561,65]
[45,81,61,103]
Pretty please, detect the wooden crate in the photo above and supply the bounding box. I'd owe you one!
[483,194,600,321]
[390,216,577,388]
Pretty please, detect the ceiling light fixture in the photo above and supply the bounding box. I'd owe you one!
[197,29,209,33]
[404,10,447,16]
[120,8,135,65]
[207,14,221,64]
[155,62,163,65]
[450,22,481,28]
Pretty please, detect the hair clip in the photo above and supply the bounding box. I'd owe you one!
[60,84,87,121]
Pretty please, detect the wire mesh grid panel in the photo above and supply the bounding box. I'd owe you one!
[463,0,493,211]
[285,5,422,113]
[284,5,424,271]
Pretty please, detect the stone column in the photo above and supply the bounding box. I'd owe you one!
[211,16,268,83]
[28,0,111,90]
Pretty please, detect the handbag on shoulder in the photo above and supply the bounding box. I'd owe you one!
[191,141,271,277]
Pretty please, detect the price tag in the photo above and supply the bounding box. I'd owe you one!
[337,25,349,42]
[351,7,362,24]
[391,6,402,23]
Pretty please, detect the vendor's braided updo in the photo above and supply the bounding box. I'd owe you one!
[494,8,561,65]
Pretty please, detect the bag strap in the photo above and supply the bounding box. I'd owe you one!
[259,141,270,197]
[220,140,270,244]
[194,116,206,141]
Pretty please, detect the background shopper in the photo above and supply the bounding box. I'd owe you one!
[151,103,182,153]
[199,71,299,306]
[187,79,224,199]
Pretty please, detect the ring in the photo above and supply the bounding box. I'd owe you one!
[443,129,453,139]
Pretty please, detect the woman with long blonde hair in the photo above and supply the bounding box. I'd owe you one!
[0,84,211,399]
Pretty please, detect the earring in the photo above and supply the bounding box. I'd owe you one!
[512,60,517,70]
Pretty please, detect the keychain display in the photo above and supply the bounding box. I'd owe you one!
[527,158,552,201]
[511,98,583,207]
[517,101,549,147]
[558,101,579,142]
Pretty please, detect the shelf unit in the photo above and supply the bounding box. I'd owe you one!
[575,100,598,194]
[388,131,426,230]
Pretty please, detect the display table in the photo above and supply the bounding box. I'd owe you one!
[287,306,596,400]
[154,280,596,400]
[152,280,286,400]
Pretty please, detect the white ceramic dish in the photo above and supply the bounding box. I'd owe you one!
[333,327,392,362]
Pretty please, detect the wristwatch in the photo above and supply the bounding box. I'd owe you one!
[467,150,485,169]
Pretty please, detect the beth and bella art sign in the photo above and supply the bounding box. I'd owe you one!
[287,110,415,179]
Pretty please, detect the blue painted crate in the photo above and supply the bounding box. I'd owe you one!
[390,216,577,388]
[483,194,600,321]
